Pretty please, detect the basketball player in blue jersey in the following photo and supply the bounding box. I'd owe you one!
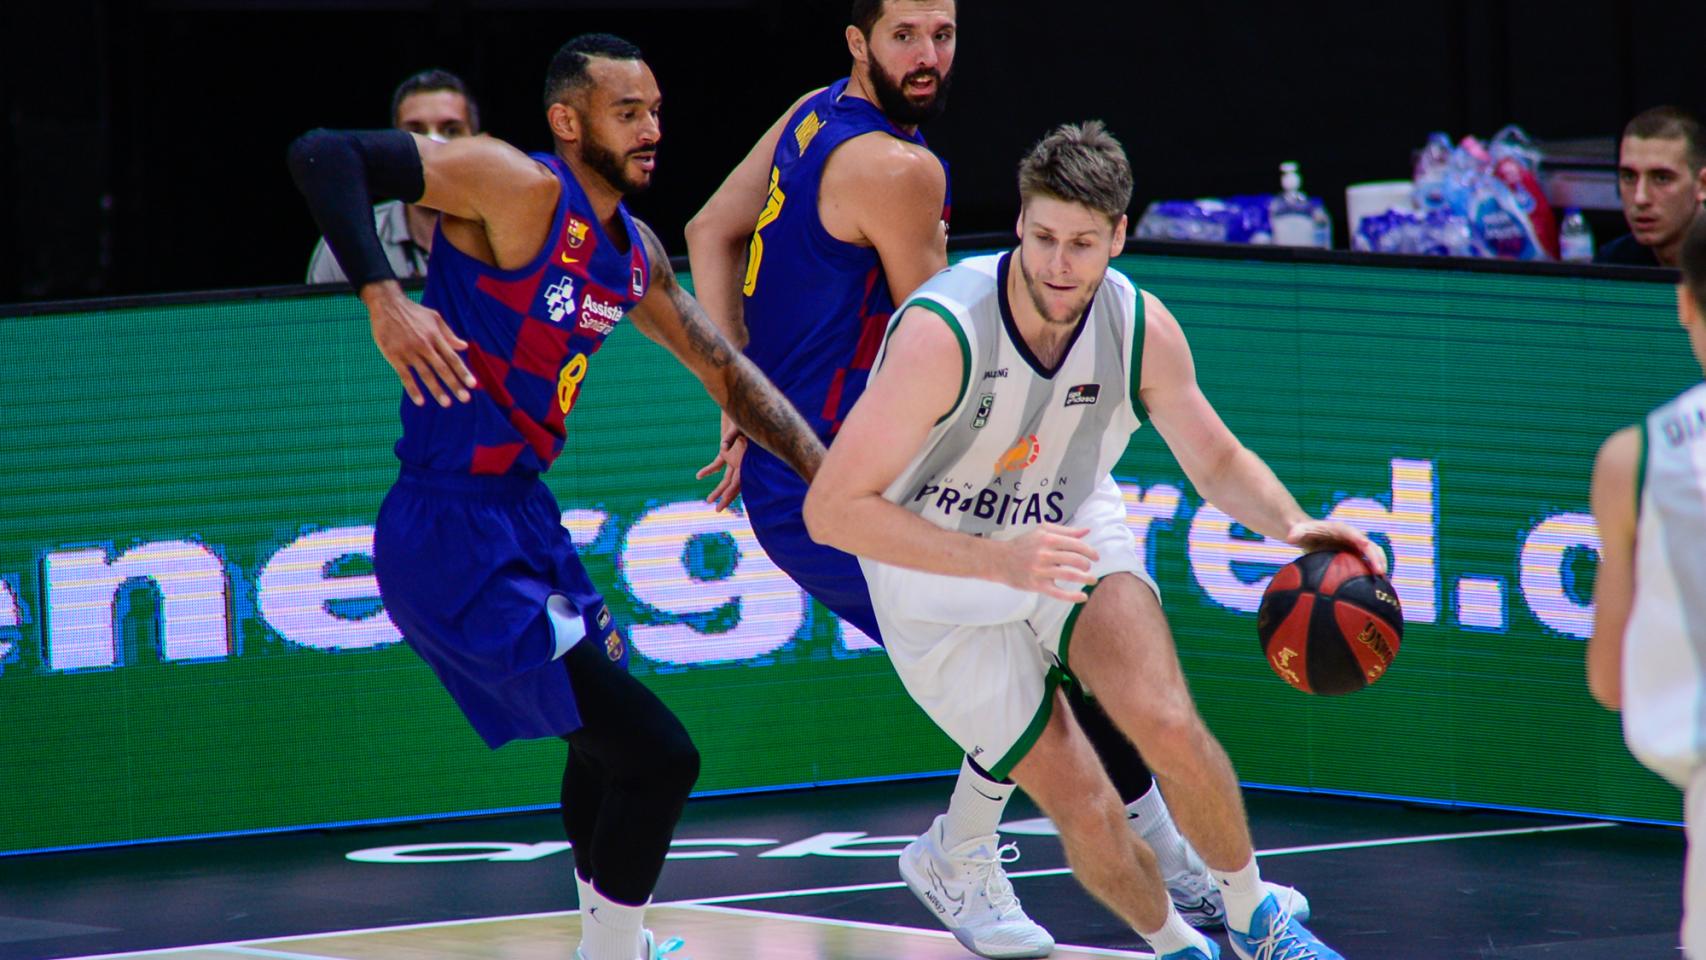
[686,3,1303,957]
[288,34,822,960]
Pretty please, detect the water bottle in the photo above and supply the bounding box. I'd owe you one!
[1424,210,1474,257]
[1559,209,1594,263]
[1467,178,1542,260]
[1413,132,1453,210]
[1270,162,1317,247]
[1488,125,1558,258]
[1489,125,1543,170]
[1135,201,1177,240]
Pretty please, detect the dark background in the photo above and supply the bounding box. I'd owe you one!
[3,0,1703,303]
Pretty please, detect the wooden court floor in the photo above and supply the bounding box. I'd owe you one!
[68,904,1152,960]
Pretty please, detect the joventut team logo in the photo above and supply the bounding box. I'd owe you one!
[994,434,1040,474]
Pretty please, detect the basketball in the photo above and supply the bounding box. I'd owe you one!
[1256,549,1403,695]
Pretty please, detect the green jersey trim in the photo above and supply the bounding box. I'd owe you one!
[1056,579,1101,679]
[1634,420,1647,523]
[891,297,971,426]
[988,667,1063,781]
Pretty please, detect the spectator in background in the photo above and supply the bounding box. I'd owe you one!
[1597,106,1705,268]
[305,69,481,284]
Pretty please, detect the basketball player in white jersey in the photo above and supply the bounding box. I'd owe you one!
[803,121,1381,960]
[1588,214,1706,958]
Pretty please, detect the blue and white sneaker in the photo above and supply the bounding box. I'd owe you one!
[1228,892,1343,960]
[574,929,689,960]
[1164,841,1312,928]
[1157,941,1221,959]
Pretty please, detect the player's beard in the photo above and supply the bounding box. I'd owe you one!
[1017,250,1093,327]
[867,56,951,126]
[580,134,653,195]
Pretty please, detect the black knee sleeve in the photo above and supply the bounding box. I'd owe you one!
[1066,682,1156,804]
[650,736,701,798]
[559,638,699,904]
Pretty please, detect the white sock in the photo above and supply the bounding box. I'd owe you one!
[575,870,598,913]
[1138,905,1211,956]
[1209,855,1265,934]
[1126,782,1194,878]
[578,879,647,960]
[942,754,1013,848]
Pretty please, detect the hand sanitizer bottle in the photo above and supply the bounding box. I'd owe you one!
[1271,161,1320,247]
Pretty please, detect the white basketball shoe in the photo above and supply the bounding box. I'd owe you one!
[898,814,1055,959]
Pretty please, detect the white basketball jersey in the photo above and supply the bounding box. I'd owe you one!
[857,252,1147,626]
[1623,380,1706,788]
[876,252,1145,532]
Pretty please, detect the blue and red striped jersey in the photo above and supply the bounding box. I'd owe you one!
[398,153,651,476]
[739,79,950,444]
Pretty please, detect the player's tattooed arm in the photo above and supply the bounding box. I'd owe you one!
[628,219,825,482]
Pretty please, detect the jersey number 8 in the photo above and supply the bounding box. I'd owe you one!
[742,166,787,297]
[557,353,589,415]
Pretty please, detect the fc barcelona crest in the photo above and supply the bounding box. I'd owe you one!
[565,217,590,250]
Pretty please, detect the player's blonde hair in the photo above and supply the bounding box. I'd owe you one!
[1017,120,1133,225]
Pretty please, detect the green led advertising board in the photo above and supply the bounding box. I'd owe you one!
[0,251,1690,854]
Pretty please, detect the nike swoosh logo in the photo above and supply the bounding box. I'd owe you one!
[1173,896,1213,914]
[926,862,966,913]
[560,252,580,264]
[972,786,1004,803]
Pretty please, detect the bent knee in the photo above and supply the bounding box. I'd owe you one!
[649,734,701,795]
[600,722,701,796]
[1052,788,1129,832]
[1124,700,1204,754]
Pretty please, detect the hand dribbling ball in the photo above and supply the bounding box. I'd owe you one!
[1256,549,1402,695]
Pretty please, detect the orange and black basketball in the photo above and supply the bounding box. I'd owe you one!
[1256,549,1402,696]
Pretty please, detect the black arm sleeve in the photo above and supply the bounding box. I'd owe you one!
[286,129,428,289]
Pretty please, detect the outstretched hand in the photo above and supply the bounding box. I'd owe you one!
[997,523,1100,603]
[1286,519,1389,576]
[362,281,477,407]
[695,413,747,512]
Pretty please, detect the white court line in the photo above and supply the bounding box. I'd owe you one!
[51,819,1620,959]
[670,903,1156,958]
[683,820,1620,903]
[1253,820,1618,857]
[48,910,582,960]
[680,876,912,904]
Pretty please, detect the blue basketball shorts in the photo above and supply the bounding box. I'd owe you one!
[373,465,624,749]
[742,446,883,643]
